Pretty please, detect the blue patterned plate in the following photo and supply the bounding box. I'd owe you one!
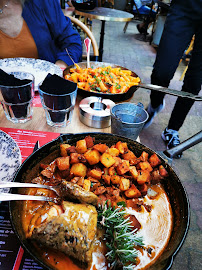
[0,58,63,90]
[0,130,21,193]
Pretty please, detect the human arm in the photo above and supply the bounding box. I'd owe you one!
[44,0,82,66]
[22,0,82,66]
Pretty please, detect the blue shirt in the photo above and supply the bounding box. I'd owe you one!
[22,0,82,66]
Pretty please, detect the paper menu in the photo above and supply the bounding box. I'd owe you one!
[0,128,60,162]
[0,202,44,270]
[0,127,61,270]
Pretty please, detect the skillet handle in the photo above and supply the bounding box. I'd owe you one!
[164,130,202,158]
[140,83,202,101]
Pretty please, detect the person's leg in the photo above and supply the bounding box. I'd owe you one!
[168,21,202,131]
[150,5,195,108]
[137,6,156,34]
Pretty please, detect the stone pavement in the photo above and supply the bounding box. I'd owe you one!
[90,19,202,269]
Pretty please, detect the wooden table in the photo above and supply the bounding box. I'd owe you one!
[0,96,111,134]
[0,95,140,142]
[74,7,134,62]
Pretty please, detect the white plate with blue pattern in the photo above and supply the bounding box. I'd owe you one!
[0,130,21,194]
[0,58,63,90]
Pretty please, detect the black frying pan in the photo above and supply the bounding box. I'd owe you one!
[9,132,189,270]
[63,62,202,102]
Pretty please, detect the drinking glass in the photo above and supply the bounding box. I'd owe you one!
[38,81,77,128]
[0,72,34,123]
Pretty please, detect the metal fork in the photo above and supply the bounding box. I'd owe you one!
[0,182,58,202]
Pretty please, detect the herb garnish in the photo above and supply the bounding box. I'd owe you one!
[97,202,144,269]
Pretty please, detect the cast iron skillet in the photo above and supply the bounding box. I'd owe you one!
[9,133,190,270]
[64,62,202,102]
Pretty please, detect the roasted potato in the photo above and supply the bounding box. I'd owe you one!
[125,184,141,198]
[100,153,116,168]
[56,156,70,171]
[70,163,87,177]
[60,144,71,157]
[84,149,101,165]
[76,139,87,154]
[93,143,109,153]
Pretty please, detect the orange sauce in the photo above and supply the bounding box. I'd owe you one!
[22,183,173,270]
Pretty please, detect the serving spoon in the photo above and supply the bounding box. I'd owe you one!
[84,37,91,68]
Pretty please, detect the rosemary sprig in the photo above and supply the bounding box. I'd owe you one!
[97,202,144,269]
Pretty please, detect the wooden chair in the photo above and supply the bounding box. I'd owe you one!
[68,16,99,61]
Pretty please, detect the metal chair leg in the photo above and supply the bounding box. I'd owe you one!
[123,22,129,33]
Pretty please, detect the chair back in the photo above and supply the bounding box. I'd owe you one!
[68,16,99,61]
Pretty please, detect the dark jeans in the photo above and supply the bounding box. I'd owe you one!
[150,3,202,131]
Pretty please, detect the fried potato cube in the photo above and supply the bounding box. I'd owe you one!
[138,162,153,172]
[119,177,130,191]
[70,163,87,177]
[122,150,136,160]
[56,156,70,171]
[94,186,106,195]
[116,160,130,175]
[130,158,141,166]
[113,157,122,167]
[88,168,102,180]
[93,143,109,153]
[70,153,81,164]
[106,147,120,157]
[60,144,71,157]
[159,165,169,177]
[76,139,87,154]
[100,153,116,168]
[85,135,94,148]
[139,151,149,162]
[102,175,111,185]
[84,149,101,165]
[125,184,141,198]
[83,179,91,191]
[115,141,128,154]
[149,153,161,167]
[122,159,130,167]
[137,170,151,185]
[111,175,121,185]
[129,166,138,180]
[108,166,116,176]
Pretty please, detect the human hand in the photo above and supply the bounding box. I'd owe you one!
[55,60,68,69]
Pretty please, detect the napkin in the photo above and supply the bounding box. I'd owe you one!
[0,69,31,86]
[40,73,77,94]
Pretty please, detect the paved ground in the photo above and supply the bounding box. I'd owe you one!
[90,19,202,269]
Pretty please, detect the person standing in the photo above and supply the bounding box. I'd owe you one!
[144,0,202,158]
